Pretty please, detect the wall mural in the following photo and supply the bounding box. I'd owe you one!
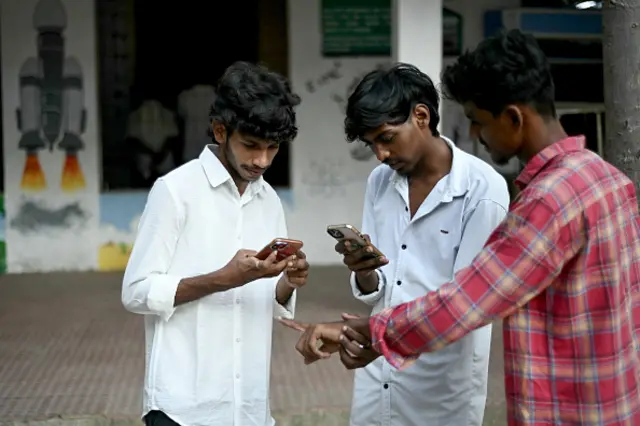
[17,0,87,193]
[98,192,145,271]
[1,0,100,272]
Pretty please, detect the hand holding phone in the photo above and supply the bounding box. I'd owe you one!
[256,238,309,289]
[256,238,304,261]
[326,225,388,274]
[223,248,292,287]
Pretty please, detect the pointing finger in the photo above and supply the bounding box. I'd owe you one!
[278,317,308,332]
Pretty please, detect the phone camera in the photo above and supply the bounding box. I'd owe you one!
[271,241,287,250]
[328,229,344,239]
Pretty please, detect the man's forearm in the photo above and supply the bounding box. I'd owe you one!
[174,267,236,306]
[355,271,380,294]
[275,275,295,306]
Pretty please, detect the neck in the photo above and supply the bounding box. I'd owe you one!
[410,136,453,181]
[213,146,249,194]
[518,118,568,163]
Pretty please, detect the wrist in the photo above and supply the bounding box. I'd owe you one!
[355,270,379,294]
[208,267,238,291]
[279,274,297,290]
[355,270,375,280]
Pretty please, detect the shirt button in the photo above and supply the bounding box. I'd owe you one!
[405,207,408,212]
[396,280,402,286]
[383,383,389,389]
[401,244,407,250]
[236,338,241,343]
[236,374,240,379]
[236,299,241,304]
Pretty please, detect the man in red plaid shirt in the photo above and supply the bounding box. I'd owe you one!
[283,29,640,425]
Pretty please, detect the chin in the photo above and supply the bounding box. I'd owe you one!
[394,165,410,176]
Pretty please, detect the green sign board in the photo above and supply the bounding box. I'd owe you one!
[321,0,391,57]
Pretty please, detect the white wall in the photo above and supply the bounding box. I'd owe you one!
[287,0,384,265]
[1,0,100,272]
[286,0,520,265]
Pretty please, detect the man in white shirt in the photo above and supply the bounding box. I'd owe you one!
[282,63,510,425]
[122,61,309,426]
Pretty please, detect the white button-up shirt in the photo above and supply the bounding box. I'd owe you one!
[122,145,295,426]
[349,138,509,426]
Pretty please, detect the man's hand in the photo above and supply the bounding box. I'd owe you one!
[283,250,309,289]
[335,235,389,275]
[279,318,343,364]
[279,313,379,369]
[223,249,293,286]
[339,313,380,370]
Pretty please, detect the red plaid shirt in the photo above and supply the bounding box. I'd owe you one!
[370,136,640,425]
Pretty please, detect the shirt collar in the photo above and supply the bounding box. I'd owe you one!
[515,135,586,189]
[389,136,470,200]
[199,145,266,194]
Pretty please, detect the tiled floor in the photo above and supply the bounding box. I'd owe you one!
[0,268,506,424]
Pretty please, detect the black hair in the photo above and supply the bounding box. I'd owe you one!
[208,61,301,144]
[441,29,556,117]
[344,63,440,142]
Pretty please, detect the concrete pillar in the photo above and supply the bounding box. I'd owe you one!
[392,0,443,121]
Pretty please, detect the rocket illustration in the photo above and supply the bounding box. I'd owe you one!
[17,57,46,191]
[16,0,87,193]
[59,57,86,192]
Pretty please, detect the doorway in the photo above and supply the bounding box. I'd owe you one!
[98,0,290,190]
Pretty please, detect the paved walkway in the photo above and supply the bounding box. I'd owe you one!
[0,269,507,425]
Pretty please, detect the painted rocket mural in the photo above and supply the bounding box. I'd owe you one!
[16,0,87,193]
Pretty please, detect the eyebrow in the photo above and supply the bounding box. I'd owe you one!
[241,137,260,144]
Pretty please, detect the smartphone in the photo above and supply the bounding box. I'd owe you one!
[326,224,385,258]
[256,238,303,261]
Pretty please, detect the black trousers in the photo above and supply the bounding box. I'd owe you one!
[144,411,181,426]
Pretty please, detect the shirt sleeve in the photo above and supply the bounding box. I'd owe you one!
[370,196,582,369]
[273,200,296,319]
[121,179,184,321]
[350,171,386,305]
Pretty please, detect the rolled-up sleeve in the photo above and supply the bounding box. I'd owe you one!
[350,268,386,305]
[273,201,296,319]
[122,179,184,321]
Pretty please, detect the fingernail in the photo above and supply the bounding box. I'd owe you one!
[342,326,347,331]
[366,247,372,253]
[339,335,344,340]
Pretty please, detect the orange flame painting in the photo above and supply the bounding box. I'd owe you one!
[20,153,46,191]
[61,154,85,192]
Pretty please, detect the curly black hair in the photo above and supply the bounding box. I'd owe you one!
[344,63,441,143]
[441,29,556,117]
[208,61,301,144]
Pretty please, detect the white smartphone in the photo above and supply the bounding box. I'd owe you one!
[326,224,384,258]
